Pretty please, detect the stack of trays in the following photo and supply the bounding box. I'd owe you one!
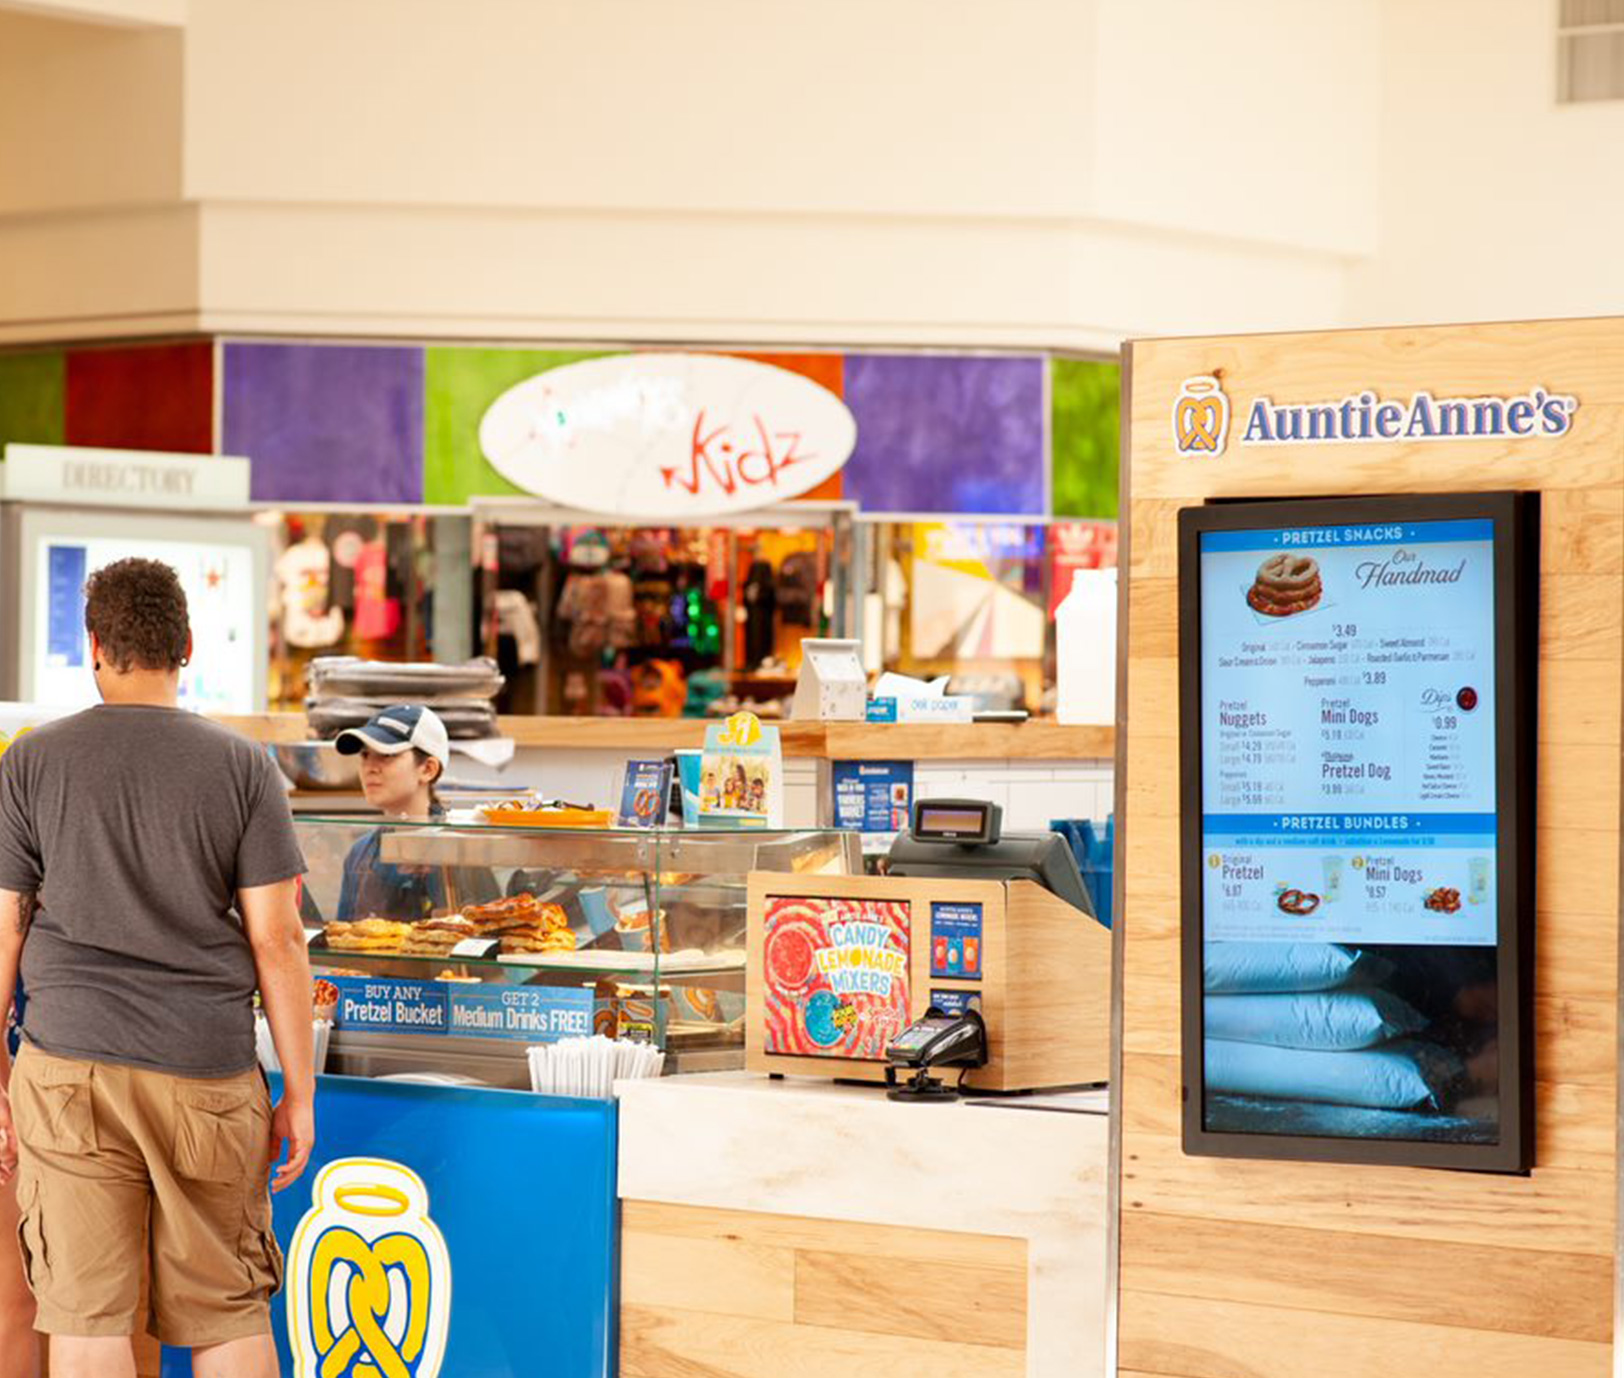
[305,657,506,740]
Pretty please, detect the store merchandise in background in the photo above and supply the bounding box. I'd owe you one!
[909,521,1047,662]
[870,517,1119,720]
[484,520,837,719]
[268,511,440,710]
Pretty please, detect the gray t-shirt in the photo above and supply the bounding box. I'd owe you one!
[0,705,306,1077]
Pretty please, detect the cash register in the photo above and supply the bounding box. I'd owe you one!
[745,797,1112,1093]
[885,798,1095,917]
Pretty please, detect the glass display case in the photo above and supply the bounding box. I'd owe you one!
[294,817,859,1087]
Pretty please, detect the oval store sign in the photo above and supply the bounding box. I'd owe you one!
[478,353,857,518]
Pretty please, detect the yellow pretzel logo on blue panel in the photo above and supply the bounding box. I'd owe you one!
[287,1158,452,1378]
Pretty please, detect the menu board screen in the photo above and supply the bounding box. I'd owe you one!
[1180,493,1534,1172]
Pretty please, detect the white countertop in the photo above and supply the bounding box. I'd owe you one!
[617,1071,1111,1378]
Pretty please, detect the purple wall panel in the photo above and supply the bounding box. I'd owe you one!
[841,354,1046,515]
[224,343,425,503]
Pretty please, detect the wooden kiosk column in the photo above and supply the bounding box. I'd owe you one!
[1117,321,1624,1375]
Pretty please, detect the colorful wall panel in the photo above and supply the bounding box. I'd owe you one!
[6,338,1121,523]
[224,342,425,503]
[65,341,213,454]
[842,354,1047,515]
[1051,358,1119,519]
[0,351,64,452]
[423,347,606,506]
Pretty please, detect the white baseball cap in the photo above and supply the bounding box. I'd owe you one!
[334,705,450,768]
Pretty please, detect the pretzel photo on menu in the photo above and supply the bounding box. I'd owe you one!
[1246,553,1323,617]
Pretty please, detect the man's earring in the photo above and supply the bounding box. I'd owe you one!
[180,657,190,667]
[93,660,101,672]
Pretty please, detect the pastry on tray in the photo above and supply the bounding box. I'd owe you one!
[324,917,413,952]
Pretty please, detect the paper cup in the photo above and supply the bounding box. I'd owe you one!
[674,750,703,827]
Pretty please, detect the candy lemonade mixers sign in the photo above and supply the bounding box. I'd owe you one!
[763,895,912,1059]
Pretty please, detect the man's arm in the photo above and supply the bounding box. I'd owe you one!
[240,878,316,1192]
[0,890,32,1183]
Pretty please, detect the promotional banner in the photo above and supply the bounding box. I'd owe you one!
[830,761,913,836]
[697,710,783,829]
[326,976,595,1044]
[761,895,911,1060]
[616,759,673,828]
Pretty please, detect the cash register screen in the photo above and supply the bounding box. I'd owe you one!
[1179,492,1535,1172]
[915,805,991,838]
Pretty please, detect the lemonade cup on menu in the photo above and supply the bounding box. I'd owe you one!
[1320,856,1343,904]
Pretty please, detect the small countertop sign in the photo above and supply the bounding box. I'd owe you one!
[698,711,783,829]
[791,639,867,721]
[617,760,673,828]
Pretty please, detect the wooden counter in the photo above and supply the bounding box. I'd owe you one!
[218,713,1115,761]
[617,1073,1110,1378]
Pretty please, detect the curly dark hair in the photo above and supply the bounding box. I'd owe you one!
[84,558,190,673]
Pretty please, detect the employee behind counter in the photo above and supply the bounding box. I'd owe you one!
[326,705,499,919]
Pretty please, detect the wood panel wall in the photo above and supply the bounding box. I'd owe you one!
[1118,320,1624,1377]
[619,1201,1027,1377]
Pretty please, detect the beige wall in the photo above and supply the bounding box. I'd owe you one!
[1347,0,1624,327]
[0,0,1376,347]
[10,1,1620,349]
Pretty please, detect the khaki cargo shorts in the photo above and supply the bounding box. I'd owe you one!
[11,1044,283,1346]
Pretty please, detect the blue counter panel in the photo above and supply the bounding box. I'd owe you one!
[162,1072,617,1378]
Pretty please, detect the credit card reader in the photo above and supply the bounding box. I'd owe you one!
[883,1004,988,1102]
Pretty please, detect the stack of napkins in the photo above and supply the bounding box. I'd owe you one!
[527,1036,665,1099]
[255,1016,332,1076]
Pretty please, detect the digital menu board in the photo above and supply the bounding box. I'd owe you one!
[1179,493,1535,1172]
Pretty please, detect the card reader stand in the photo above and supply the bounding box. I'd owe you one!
[883,1006,988,1102]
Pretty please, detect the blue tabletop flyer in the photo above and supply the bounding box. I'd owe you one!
[831,760,914,834]
[617,759,673,828]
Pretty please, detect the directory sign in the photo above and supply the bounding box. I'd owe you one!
[1179,493,1534,1172]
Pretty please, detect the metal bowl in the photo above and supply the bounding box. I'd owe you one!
[269,741,362,790]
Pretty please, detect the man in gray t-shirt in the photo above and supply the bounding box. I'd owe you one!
[0,558,315,1378]
[0,708,305,1075]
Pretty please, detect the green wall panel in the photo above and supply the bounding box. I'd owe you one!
[423,347,607,505]
[0,351,65,453]
[1050,357,1120,519]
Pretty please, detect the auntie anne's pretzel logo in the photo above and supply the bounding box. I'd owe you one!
[1174,375,1230,457]
[287,1158,452,1378]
